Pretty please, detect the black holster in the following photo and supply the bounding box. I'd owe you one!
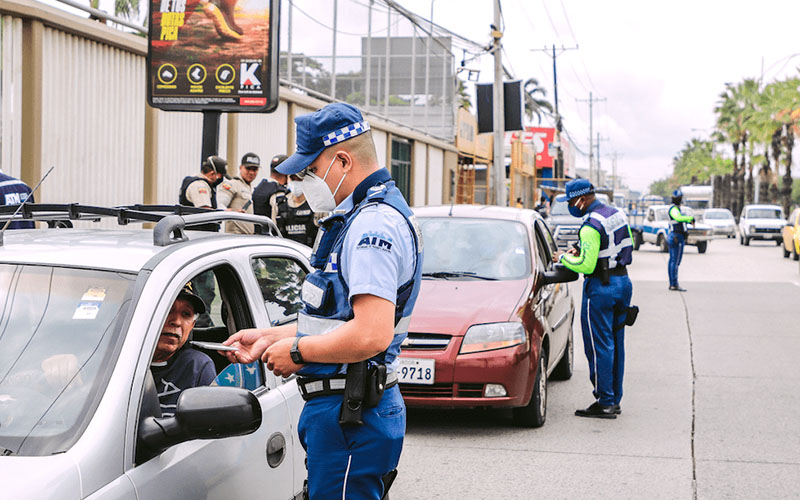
[614,304,639,329]
[339,361,367,426]
[598,259,610,285]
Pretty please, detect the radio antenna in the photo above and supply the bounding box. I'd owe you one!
[0,166,55,245]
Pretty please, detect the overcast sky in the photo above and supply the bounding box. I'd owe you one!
[396,0,800,191]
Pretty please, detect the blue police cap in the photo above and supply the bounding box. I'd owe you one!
[673,189,683,198]
[277,103,371,175]
[556,178,595,203]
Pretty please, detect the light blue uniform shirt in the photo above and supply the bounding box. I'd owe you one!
[335,193,417,306]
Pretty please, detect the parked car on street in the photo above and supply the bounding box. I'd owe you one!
[400,205,577,428]
[545,193,610,249]
[782,207,800,260]
[0,205,308,500]
[630,205,713,253]
[738,204,784,246]
[702,208,737,238]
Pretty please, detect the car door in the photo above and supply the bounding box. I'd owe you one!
[125,254,296,500]
[533,219,570,370]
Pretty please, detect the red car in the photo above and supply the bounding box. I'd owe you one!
[399,205,576,427]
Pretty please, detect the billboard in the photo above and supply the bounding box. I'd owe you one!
[147,0,280,112]
[510,127,556,169]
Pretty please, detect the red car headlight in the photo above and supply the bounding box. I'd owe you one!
[460,322,526,354]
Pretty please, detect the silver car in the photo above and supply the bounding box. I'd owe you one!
[0,207,308,499]
[702,208,736,238]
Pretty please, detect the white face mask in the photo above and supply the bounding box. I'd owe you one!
[287,180,304,196]
[302,155,347,213]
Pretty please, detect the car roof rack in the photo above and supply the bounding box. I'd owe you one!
[0,203,281,247]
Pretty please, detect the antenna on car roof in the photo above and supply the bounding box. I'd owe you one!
[0,166,55,246]
[448,190,456,217]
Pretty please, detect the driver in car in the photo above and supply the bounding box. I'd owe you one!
[150,283,216,417]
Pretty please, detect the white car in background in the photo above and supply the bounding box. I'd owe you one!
[738,204,785,246]
[0,205,309,500]
[702,208,737,238]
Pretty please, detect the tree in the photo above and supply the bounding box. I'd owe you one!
[523,78,553,124]
[456,78,471,110]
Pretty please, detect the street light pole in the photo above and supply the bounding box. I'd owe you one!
[492,0,505,206]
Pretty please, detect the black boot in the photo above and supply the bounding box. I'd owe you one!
[575,402,617,419]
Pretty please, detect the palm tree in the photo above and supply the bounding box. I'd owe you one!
[523,78,553,124]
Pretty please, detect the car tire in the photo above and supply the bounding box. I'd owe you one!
[744,236,750,246]
[776,239,783,246]
[551,322,574,381]
[793,246,799,261]
[513,350,547,428]
[697,241,707,254]
[657,234,668,253]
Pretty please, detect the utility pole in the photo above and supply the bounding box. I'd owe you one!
[611,152,623,191]
[492,0,505,206]
[595,133,608,185]
[576,92,606,185]
[531,45,578,181]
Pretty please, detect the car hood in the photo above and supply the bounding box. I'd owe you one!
[0,455,82,498]
[704,219,735,226]
[409,278,530,336]
[743,218,785,227]
[689,223,713,230]
[547,214,583,227]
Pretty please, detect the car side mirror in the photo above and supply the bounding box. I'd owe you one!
[542,264,579,285]
[138,386,261,458]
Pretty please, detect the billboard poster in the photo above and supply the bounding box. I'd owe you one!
[147,0,279,112]
[509,127,557,168]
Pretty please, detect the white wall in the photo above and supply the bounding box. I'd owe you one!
[427,147,444,205]
[372,129,388,168]
[39,27,144,209]
[235,100,288,181]
[1,16,23,179]
[412,142,427,206]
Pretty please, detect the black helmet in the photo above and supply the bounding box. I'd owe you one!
[203,155,228,177]
[671,188,682,205]
[270,154,289,169]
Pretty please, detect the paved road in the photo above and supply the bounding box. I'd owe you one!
[394,237,800,499]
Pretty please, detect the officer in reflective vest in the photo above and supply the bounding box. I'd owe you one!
[224,103,423,500]
[178,155,228,232]
[557,179,633,419]
[252,154,289,219]
[667,189,694,292]
[0,170,34,229]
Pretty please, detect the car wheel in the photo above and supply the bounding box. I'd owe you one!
[657,234,668,253]
[551,322,574,381]
[696,241,708,254]
[784,245,791,258]
[513,350,547,428]
[793,245,799,261]
[744,236,750,246]
[776,239,783,246]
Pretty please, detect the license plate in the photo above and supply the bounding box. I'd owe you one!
[398,358,435,385]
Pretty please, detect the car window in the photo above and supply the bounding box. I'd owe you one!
[0,265,135,457]
[747,208,782,219]
[419,217,531,280]
[536,219,558,256]
[251,257,307,325]
[532,222,553,272]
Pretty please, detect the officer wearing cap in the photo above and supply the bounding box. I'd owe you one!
[556,179,633,419]
[223,102,423,499]
[252,154,289,219]
[667,189,694,292]
[217,152,260,234]
[179,155,228,232]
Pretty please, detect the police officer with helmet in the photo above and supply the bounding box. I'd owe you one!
[223,102,423,499]
[667,189,694,292]
[178,155,228,232]
[557,179,634,419]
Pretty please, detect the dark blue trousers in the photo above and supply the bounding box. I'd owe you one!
[298,385,405,500]
[581,275,633,406]
[667,232,686,287]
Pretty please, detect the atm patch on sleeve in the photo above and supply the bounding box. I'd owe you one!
[356,231,393,252]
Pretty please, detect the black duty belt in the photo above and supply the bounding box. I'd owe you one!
[588,265,628,279]
[297,372,398,402]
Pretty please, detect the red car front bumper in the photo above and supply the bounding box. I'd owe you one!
[399,336,537,409]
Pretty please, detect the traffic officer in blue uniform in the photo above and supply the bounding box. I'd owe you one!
[0,170,35,229]
[557,179,633,419]
[667,189,694,291]
[223,102,423,500]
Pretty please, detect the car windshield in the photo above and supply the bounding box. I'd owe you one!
[654,208,669,221]
[419,217,531,280]
[0,265,135,456]
[704,210,733,220]
[550,200,571,216]
[747,208,782,219]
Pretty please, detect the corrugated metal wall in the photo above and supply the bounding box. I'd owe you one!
[372,129,388,169]
[39,27,145,208]
[235,100,289,179]
[1,16,23,179]
[412,142,427,206]
[427,147,444,205]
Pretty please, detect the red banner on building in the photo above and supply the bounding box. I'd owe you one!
[510,127,557,168]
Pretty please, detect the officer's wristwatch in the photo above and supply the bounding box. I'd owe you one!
[290,336,305,364]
